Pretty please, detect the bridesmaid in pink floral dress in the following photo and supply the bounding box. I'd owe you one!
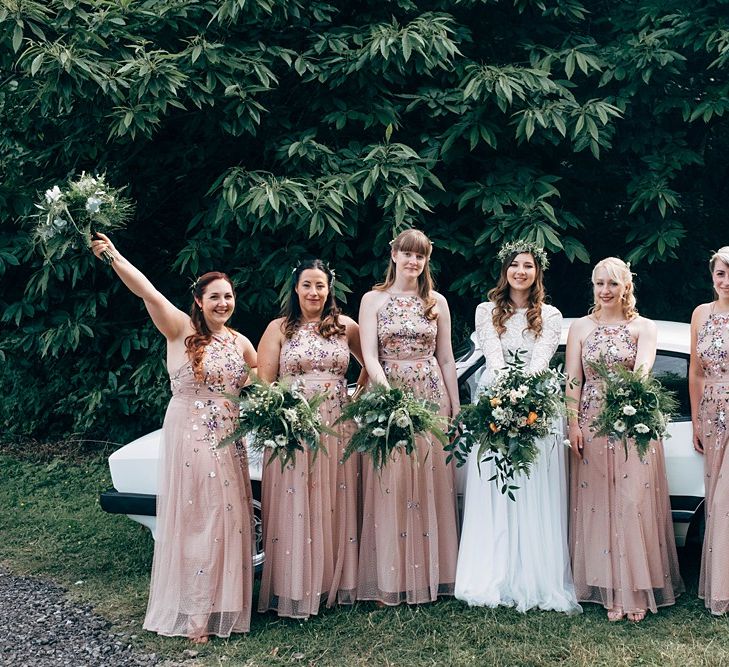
[565,257,683,622]
[91,234,257,643]
[256,259,365,618]
[690,246,729,614]
[357,229,460,605]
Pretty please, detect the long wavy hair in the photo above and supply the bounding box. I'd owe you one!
[590,257,638,320]
[186,272,236,381]
[710,246,729,299]
[281,258,345,339]
[487,251,546,337]
[374,228,437,320]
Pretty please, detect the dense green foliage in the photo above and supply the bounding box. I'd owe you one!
[1,0,727,443]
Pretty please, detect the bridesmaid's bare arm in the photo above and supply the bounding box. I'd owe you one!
[358,291,390,387]
[343,316,368,390]
[632,317,658,375]
[689,304,709,453]
[256,319,284,382]
[565,318,588,460]
[433,292,460,418]
[90,232,188,341]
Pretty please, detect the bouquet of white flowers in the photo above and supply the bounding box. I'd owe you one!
[587,357,678,460]
[337,384,448,470]
[222,374,334,470]
[32,172,133,264]
[445,352,564,499]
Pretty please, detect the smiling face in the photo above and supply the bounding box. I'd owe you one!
[295,268,329,319]
[506,253,537,294]
[712,259,729,300]
[196,278,235,329]
[391,248,427,280]
[592,267,625,310]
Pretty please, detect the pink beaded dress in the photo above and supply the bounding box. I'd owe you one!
[357,295,459,605]
[696,310,729,614]
[143,334,254,638]
[569,323,683,614]
[258,322,359,618]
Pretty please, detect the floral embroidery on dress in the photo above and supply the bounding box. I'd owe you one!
[377,296,443,402]
[579,324,637,429]
[697,312,729,441]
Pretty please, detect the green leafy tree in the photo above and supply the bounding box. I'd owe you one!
[1,0,727,443]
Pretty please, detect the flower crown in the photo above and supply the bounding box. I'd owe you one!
[497,240,549,270]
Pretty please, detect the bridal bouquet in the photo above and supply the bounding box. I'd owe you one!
[222,374,333,470]
[587,358,678,460]
[32,172,133,264]
[445,354,564,499]
[338,384,449,470]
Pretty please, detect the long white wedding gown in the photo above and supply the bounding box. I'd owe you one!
[454,302,581,614]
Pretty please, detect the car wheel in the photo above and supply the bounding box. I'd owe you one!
[251,481,265,573]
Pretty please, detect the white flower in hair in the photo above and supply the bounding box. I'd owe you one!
[497,240,549,269]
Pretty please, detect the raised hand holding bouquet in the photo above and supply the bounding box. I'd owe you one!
[33,172,133,264]
[337,384,448,470]
[445,353,564,499]
[587,357,678,460]
[222,373,333,470]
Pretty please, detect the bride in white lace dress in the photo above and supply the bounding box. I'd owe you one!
[454,243,580,614]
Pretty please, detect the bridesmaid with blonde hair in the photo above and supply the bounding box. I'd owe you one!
[690,246,729,614]
[565,257,683,622]
[357,229,459,605]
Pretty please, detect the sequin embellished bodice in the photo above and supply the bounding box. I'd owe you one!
[280,322,349,380]
[582,324,638,383]
[170,336,248,398]
[377,295,437,360]
[697,312,729,380]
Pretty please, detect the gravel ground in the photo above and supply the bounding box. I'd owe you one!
[0,569,191,667]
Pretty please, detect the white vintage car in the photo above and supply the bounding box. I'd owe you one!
[100,319,704,561]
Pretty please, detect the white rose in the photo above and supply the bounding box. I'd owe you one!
[492,406,505,420]
[85,196,102,214]
[613,420,626,433]
[395,414,410,428]
[45,185,62,202]
[634,423,650,434]
[372,427,386,437]
[395,440,408,448]
[283,408,297,423]
[622,405,637,416]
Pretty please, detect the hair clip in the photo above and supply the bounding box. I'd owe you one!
[190,277,201,293]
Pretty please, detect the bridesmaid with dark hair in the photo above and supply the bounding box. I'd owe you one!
[256,258,365,618]
[90,233,256,643]
[356,228,459,606]
[690,246,729,614]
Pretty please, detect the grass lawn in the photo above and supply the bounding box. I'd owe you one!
[2,450,729,666]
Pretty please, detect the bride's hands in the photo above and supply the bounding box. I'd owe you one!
[90,231,118,262]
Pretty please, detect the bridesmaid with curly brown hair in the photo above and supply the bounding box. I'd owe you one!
[91,233,257,644]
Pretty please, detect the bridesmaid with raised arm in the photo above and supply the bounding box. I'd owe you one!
[565,257,683,622]
[256,259,365,619]
[357,229,459,606]
[690,246,729,614]
[90,233,257,643]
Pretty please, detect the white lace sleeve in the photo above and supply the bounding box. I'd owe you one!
[527,305,562,373]
[475,302,505,385]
